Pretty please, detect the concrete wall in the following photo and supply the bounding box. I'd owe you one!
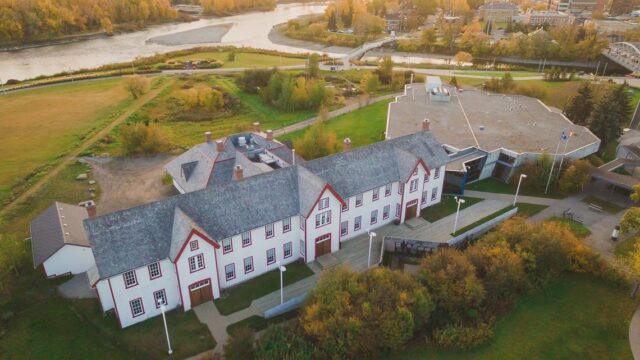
[43,245,95,277]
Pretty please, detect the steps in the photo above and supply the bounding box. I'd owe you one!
[405,217,428,230]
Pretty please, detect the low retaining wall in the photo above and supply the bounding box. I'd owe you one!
[448,207,518,247]
[264,293,306,319]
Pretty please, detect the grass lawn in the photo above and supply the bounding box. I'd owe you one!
[0,78,132,205]
[452,205,515,236]
[214,261,314,315]
[421,195,484,223]
[453,70,540,78]
[547,216,592,237]
[278,98,392,151]
[0,271,214,360]
[466,177,565,199]
[0,161,100,236]
[615,235,640,259]
[581,195,626,214]
[515,202,548,217]
[168,51,305,69]
[387,274,637,360]
[600,140,620,163]
[226,310,299,336]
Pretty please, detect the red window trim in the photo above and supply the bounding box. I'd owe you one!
[153,289,167,308]
[318,197,329,210]
[409,179,419,193]
[190,239,199,251]
[396,203,401,218]
[370,210,378,225]
[315,233,331,243]
[372,187,380,201]
[189,254,205,274]
[243,256,254,274]
[222,238,233,254]
[354,216,362,231]
[130,297,145,318]
[342,201,349,212]
[355,194,363,207]
[315,210,332,229]
[385,184,392,197]
[265,223,275,239]
[383,205,390,220]
[340,220,349,236]
[241,231,252,248]
[148,262,162,280]
[282,217,291,233]
[398,182,404,195]
[266,248,276,265]
[123,270,138,289]
[225,263,236,281]
[283,242,293,259]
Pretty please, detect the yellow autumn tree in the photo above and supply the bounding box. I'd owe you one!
[293,108,340,160]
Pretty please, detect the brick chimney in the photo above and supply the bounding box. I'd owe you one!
[343,138,352,152]
[266,130,274,141]
[234,165,244,180]
[253,122,261,133]
[215,140,224,152]
[205,131,212,143]
[422,119,430,132]
[85,201,97,219]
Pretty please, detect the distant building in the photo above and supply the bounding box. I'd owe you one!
[585,19,638,41]
[523,10,575,26]
[556,0,602,13]
[385,15,402,33]
[479,2,520,22]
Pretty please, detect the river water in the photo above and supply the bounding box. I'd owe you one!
[0,3,329,81]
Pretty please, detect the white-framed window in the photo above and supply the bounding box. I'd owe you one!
[434,168,440,179]
[315,210,331,228]
[244,257,254,274]
[282,217,291,232]
[153,289,167,308]
[422,190,429,204]
[265,223,274,238]
[355,194,363,207]
[340,220,348,236]
[130,298,144,317]
[222,238,232,253]
[189,254,205,273]
[398,182,404,195]
[372,187,380,201]
[354,216,362,231]
[342,201,349,212]
[225,263,235,281]
[383,205,390,220]
[300,239,305,256]
[319,197,329,210]
[410,179,419,193]
[284,242,292,258]
[148,262,161,280]
[424,174,429,183]
[300,215,305,230]
[266,248,276,265]
[370,210,378,225]
[242,232,251,247]
[396,203,401,218]
[431,187,438,201]
[385,184,392,196]
[123,270,137,288]
[190,240,199,251]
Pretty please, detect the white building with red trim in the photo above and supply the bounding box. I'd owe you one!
[79,128,448,328]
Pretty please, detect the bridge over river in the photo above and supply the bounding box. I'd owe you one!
[603,42,640,73]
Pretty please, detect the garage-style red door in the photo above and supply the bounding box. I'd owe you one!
[189,279,213,307]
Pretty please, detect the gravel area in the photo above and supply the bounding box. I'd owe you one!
[147,23,233,45]
[267,24,352,54]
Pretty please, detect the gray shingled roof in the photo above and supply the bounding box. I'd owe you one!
[30,202,90,267]
[86,131,448,279]
[303,131,449,199]
[481,2,518,10]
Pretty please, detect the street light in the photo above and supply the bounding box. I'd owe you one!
[514,174,527,207]
[156,299,173,355]
[277,262,287,304]
[367,230,377,268]
[452,196,465,234]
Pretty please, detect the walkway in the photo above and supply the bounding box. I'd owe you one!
[0,79,175,218]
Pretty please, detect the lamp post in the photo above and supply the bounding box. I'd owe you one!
[157,300,173,355]
[452,196,465,234]
[367,230,377,268]
[514,174,527,206]
[277,262,287,304]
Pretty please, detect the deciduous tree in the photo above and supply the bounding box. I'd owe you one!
[124,75,150,99]
[558,159,592,194]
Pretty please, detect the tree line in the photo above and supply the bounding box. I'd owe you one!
[199,0,275,16]
[223,216,617,359]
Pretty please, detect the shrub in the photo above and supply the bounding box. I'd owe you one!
[123,75,150,99]
[223,326,255,360]
[119,122,172,156]
[238,68,278,94]
[433,322,494,349]
[255,324,315,360]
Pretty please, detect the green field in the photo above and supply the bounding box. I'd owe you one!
[168,51,306,69]
[0,78,132,205]
[388,274,636,360]
[278,98,392,150]
[421,195,484,223]
[466,177,565,199]
[547,216,592,237]
[453,70,541,78]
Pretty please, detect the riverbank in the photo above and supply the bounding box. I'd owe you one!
[268,24,352,54]
[147,23,233,45]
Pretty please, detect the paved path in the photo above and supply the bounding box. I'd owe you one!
[631,307,640,360]
[0,79,174,218]
[57,274,96,299]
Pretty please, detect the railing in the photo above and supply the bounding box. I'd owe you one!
[448,207,518,247]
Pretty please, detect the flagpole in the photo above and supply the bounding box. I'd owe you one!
[545,138,562,195]
[557,133,571,175]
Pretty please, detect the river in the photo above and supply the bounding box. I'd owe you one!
[0,3,329,81]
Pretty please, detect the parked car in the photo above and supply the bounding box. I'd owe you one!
[612,225,620,241]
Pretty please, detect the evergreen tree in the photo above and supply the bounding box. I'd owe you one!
[589,86,627,147]
[564,83,593,125]
[610,83,633,127]
[327,8,338,31]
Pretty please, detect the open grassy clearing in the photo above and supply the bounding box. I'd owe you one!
[515,202,549,217]
[387,274,636,360]
[278,98,392,149]
[0,78,131,205]
[214,261,314,315]
[453,70,540,78]
[466,177,565,199]
[226,310,299,336]
[547,216,592,237]
[452,205,515,236]
[168,51,306,68]
[421,195,484,223]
